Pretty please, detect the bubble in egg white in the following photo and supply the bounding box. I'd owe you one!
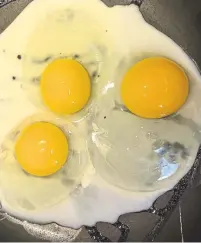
[0,113,89,214]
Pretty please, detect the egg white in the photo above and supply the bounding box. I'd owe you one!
[90,105,199,191]
[0,0,200,229]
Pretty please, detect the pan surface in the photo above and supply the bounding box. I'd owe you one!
[0,0,201,241]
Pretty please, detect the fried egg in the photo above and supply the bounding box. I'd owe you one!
[89,11,201,192]
[0,0,200,229]
[0,113,89,212]
[20,0,116,121]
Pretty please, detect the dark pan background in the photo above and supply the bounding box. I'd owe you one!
[0,0,201,241]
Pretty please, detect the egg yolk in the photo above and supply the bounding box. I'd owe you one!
[40,59,91,115]
[15,122,68,177]
[121,57,189,119]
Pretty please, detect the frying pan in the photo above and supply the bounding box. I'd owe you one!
[0,0,201,241]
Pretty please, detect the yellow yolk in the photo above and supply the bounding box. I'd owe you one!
[40,59,91,115]
[15,122,68,177]
[121,57,189,119]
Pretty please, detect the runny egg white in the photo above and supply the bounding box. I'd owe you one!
[0,0,200,229]
[90,107,199,191]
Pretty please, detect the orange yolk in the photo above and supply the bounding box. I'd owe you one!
[40,59,91,115]
[121,57,189,119]
[15,122,68,177]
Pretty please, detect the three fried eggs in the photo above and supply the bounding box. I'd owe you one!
[0,0,200,228]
